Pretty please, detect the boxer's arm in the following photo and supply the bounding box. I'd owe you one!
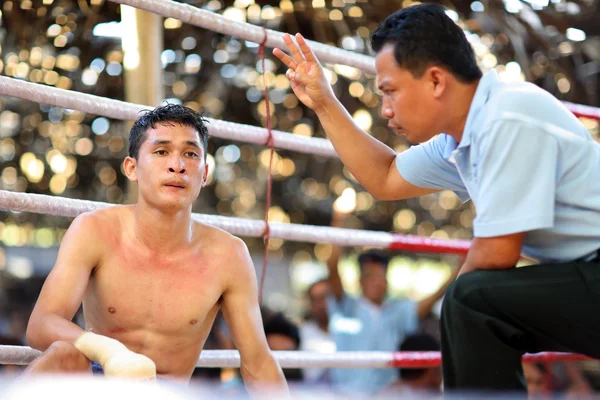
[26,213,102,350]
[221,237,289,397]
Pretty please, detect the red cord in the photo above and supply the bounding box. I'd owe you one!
[258,28,275,304]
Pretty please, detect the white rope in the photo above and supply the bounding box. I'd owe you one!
[108,0,377,75]
[0,190,470,250]
[561,101,600,120]
[193,350,400,369]
[0,346,585,369]
[0,76,337,158]
[0,345,396,368]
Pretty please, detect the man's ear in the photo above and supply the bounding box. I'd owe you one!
[426,66,448,99]
[201,162,209,187]
[123,157,138,182]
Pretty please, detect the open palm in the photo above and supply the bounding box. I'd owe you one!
[273,33,334,111]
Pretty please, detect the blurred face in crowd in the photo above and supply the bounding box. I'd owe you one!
[360,261,388,305]
[266,334,298,351]
[308,281,329,327]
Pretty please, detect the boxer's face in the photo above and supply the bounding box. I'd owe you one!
[125,122,208,210]
[375,45,446,144]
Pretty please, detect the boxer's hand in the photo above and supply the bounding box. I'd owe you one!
[273,33,335,112]
[74,332,156,380]
[102,351,156,379]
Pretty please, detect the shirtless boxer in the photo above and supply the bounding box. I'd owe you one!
[24,104,288,395]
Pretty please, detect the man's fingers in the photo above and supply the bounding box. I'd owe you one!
[273,48,297,70]
[295,33,317,63]
[282,33,305,65]
[286,68,295,80]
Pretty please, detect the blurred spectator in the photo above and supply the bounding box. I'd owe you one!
[399,334,442,392]
[263,311,303,382]
[300,279,335,384]
[326,210,457,395]
[379,333,442,398]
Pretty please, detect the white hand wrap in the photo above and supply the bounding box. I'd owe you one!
[74,332,156,379]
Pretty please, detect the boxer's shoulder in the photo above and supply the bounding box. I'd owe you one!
[73,205,131,226]
[190,221,253,282]
[65,206,131,250]
[192,220,240,246]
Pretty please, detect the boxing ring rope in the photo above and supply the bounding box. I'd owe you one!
[108,0,376,74]
[0,190,470,253]
[0,76,337,158]
[0,346,591,368]
[102,0,600,122]
[0,78,597,166]
[0,74,597,163]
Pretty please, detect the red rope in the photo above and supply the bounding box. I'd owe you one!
[387,351,593,368]
[387,234,470,254]
[258,28,275,304]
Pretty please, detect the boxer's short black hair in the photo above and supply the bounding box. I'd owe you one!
[128,104,209,160]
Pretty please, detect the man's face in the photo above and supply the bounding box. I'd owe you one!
[126,123,208,211]
[360,261,388,304]
[308,281,329,324]
[375,45,443,144]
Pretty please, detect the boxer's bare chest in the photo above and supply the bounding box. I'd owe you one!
[84,229,224,335]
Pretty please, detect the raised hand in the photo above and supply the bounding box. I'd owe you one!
[273,33,335,112]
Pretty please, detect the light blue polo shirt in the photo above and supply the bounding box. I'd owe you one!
[326,294,418,394]
[396,70,600,263]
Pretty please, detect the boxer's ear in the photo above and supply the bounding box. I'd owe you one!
[201,163,209,187]
[123,157,138,182]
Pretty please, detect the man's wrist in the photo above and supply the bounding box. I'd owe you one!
[313,93,339,118]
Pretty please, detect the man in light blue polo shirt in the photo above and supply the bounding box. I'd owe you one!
[325,247,453,395]
[274,2,600,395]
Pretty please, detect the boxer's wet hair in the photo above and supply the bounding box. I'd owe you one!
[371,3,482,83]
[129,103,209,160]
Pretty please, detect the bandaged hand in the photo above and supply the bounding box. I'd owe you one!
[74,332,156,379]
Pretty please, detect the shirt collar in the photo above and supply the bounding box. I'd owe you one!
[457,70,500,150]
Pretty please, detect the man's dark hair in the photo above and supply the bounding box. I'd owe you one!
[358,250,390,271]
[128,103,209,160]
[263,312,303,381]
[399,333,441,380]
[263,312,301,349]
[371,4,482,83]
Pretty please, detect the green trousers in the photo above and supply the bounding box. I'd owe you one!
[441,259,600,392]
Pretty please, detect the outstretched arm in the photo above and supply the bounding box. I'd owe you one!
[273,33,437,201]
[326,210,348,301]
[221,237,288,398]
[417,266,459,319]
